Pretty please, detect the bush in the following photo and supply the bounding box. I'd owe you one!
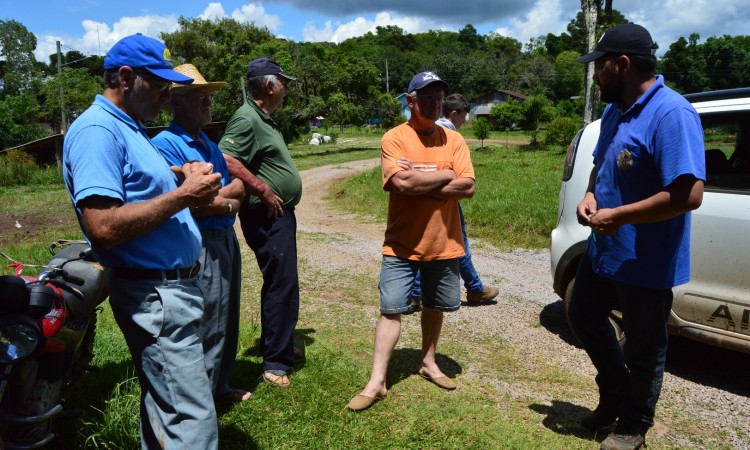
[0,149,61,187]
[544,117,581,148]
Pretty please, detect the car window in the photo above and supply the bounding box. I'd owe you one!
[701,111,750,192]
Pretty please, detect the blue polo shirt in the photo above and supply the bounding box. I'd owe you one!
[63,95,202,269]
[588,76,705,289]
[153,122,235,232]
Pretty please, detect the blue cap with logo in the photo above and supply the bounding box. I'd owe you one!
[103,33,193,84]
[408,71,449,93]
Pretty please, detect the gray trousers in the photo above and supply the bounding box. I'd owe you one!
[198,227,242,397]
[109,274,218,450]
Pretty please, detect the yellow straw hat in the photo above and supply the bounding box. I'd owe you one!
[170,64,226,93]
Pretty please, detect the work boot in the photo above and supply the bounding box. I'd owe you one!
[466,285,499,303]
[600,432,646,450]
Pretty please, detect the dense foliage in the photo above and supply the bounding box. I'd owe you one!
[1,3,749,150]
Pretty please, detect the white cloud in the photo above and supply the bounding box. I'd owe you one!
[230,2,281,31]
[199,2,226,21]
[493,0,568,44]
[302,11,429,43]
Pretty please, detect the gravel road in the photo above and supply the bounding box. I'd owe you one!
[293,159,750,449]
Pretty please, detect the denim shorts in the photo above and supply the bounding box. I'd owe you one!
[379,255,461,313]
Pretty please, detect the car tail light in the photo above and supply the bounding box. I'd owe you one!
[562,129,584,182]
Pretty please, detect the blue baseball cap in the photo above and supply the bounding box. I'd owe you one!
[408,71,448,93]
[103,33,193,84]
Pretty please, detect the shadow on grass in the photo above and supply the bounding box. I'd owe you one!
[386,348,463,388]
[529,400,610,442]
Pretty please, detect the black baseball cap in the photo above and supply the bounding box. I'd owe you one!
[247,58,297,81]
[578,23,658,63]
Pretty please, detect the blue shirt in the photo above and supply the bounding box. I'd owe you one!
[153,122,236,232]
[63,95,202,269]
[588,75,706,289]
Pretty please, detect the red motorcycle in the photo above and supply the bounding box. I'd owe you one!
[0,240,108,448]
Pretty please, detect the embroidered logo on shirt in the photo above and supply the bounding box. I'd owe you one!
[224,138,236,144]
[617,149,633,170]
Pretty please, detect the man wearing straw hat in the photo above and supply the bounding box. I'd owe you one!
[153,64,250,404]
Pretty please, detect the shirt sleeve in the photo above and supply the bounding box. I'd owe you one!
[654,106,706,186]
[65,124,126,206]
[219,114,258,168]
[380,133,406,189]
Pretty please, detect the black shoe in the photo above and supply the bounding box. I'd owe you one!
[581,404,618,431]
[600,432,646,450]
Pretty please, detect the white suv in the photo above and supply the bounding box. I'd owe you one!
[550,88,750,354]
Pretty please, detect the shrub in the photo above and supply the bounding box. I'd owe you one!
[544,117,581,148]
[0,149,61,187]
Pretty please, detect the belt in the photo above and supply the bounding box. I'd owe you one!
[111,262,201,281]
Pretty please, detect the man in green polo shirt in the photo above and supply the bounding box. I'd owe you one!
[220,58,302,388]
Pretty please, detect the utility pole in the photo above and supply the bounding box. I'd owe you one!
[385,58,389,93]
[582,0,599,124]
[56,41,67,134]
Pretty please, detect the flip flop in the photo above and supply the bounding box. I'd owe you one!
[418,369,457,390]
[262,370,291,388]
[346,392,387,412]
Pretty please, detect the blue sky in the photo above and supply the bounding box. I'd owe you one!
[2,0,748,63]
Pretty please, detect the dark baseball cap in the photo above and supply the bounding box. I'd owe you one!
[408,71,449,93]
[247,58,297,81]
[103,33,193,84]
[578,23,658,63]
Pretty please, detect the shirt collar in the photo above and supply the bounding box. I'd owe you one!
[93,94,144,132]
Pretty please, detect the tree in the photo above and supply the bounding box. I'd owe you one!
[0,19,38,98]
[472,117,491,148]
[39,67,106,132]
[553,51,585,100]
[0,92,48,149]
[490,100,524,131]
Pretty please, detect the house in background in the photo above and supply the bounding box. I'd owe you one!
[469,89,527,120]
[396,93,411,120]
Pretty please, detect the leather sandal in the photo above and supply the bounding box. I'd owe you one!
[262,370,291,388]
[418,369,457,390]
[347,392,386,412]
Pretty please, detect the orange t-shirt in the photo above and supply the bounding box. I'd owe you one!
[381,122,475,261]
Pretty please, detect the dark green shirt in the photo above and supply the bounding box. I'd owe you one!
[219,98,302,207]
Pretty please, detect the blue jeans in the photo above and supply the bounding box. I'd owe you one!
[238,203,299,374]
[567,253,673,435]
[411,203,482,298]
[379,256,460,313]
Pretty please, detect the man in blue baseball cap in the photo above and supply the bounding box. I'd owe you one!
[64,33,223,449]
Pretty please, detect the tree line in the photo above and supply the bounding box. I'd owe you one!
[1,3,749,150]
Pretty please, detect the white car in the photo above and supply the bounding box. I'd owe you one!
[550,87,750,354]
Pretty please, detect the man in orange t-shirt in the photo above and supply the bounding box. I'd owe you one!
[347,71,475,412]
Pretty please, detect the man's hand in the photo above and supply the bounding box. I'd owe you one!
[576,192,598,226]
[259,185,285,219]
[180,164,222,208]
[397,157,413,171]
[588,208,621,235]
[171,161,214,181]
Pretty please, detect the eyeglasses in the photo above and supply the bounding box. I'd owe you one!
[134,69,170,93]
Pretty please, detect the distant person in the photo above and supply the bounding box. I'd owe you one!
[408,93,499,312]
[153,64,250,403]
[570,23,705,450]
[347,71,475,412]
[63,34,223,448]
[219,58,302,388]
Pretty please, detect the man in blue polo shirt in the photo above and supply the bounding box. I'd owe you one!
[63,34,222,449]
[569,24,705,450]
[154,63,250,403]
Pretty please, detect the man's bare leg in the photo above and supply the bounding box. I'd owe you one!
[419,307,446,378]
[358,313,401,398]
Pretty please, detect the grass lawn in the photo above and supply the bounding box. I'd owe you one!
[0,137,595,449]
